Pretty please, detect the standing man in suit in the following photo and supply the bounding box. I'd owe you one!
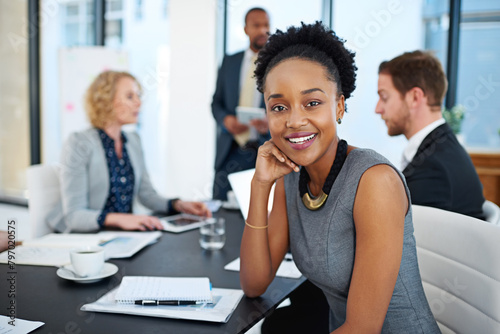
[211,7,271,200]
[376,50,485,219]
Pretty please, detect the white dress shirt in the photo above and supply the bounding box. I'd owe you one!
[239,48,262,108]
[401,118,446,170]
[239,48,264,142]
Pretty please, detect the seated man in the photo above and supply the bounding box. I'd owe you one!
[376,50,485,219]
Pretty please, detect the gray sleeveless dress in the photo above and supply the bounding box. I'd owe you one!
[284,148,440,333]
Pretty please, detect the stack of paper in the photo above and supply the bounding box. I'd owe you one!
[0,315,44,333]
[0,231,161,267]
[81,276,244,323]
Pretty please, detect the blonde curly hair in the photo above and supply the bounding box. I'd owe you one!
[85,71,142,129]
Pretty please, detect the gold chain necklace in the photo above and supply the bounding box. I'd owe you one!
[299,140,348,211]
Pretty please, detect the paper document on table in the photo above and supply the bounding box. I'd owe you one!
[21,233,110,248]
[0,231,161,267]
[97,231,161,258]
[81,287,244,323]
[224,253,302,279]
[0,315,44,334]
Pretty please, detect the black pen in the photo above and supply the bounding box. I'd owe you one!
[134,300,198,306]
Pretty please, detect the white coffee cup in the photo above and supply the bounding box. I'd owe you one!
[70,246,105,277]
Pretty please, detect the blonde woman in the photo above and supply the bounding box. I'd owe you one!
[49,71,210,232]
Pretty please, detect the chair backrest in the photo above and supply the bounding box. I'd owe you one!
[483,200,500,225]
[412,205,500,334]
[27,164,61,239]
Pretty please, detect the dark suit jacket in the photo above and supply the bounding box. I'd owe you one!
[211,51,269,170]
[403,123,485,219]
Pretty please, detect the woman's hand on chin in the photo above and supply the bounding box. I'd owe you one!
[254,140,299,186]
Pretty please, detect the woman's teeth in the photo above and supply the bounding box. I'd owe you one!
[288,134,316,144]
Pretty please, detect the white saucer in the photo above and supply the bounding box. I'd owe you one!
[57,263,119,284]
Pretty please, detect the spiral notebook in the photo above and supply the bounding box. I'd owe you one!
[115,276,213,304]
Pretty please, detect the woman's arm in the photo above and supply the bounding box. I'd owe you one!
[334,164,408,333]
[240,140,299,297]
[103,213,163,231]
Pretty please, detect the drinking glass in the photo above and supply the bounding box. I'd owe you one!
[199,218,226,250]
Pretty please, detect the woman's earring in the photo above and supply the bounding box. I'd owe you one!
[337,118,342,124]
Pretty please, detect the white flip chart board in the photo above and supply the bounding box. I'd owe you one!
[59,47,129,141]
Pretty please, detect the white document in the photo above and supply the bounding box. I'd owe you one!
[236,106,266,124]
[0,246,70,267]
[0,316,44,334]
[0,231,161,267]
[81,287,244,323]
[97,231,161,258]
[224,253,302,279]
[203,199,222,213]
[22,233,112,248]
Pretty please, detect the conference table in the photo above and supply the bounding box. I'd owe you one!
[0,208,305,333]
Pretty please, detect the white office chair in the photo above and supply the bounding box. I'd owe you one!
[412,205,500,334]
[26,163,61,239]
[483,200,500,225]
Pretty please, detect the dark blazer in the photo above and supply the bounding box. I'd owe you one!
[403,123,485,219]
[211,51,269,170]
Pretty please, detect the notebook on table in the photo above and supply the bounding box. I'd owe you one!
[82,276,244,323]
[115,276,213,304]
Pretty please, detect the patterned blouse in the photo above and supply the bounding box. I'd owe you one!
[97,130,135,227]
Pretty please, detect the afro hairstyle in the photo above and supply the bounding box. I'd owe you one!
[255,21,357,106]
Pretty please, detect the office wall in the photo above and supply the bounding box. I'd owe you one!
[165,0,217,200]
[39,0,216,201]
[333,0,423,166]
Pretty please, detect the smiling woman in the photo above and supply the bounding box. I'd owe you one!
[239,22,440,333]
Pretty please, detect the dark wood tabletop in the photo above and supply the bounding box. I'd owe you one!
[0,209,305,334]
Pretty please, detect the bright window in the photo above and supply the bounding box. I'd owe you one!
[0,1,30,199]
[457,0,500,149]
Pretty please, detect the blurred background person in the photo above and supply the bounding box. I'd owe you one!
[48,71,211,233]
[376,51,485,219]
[211,7,271,201]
